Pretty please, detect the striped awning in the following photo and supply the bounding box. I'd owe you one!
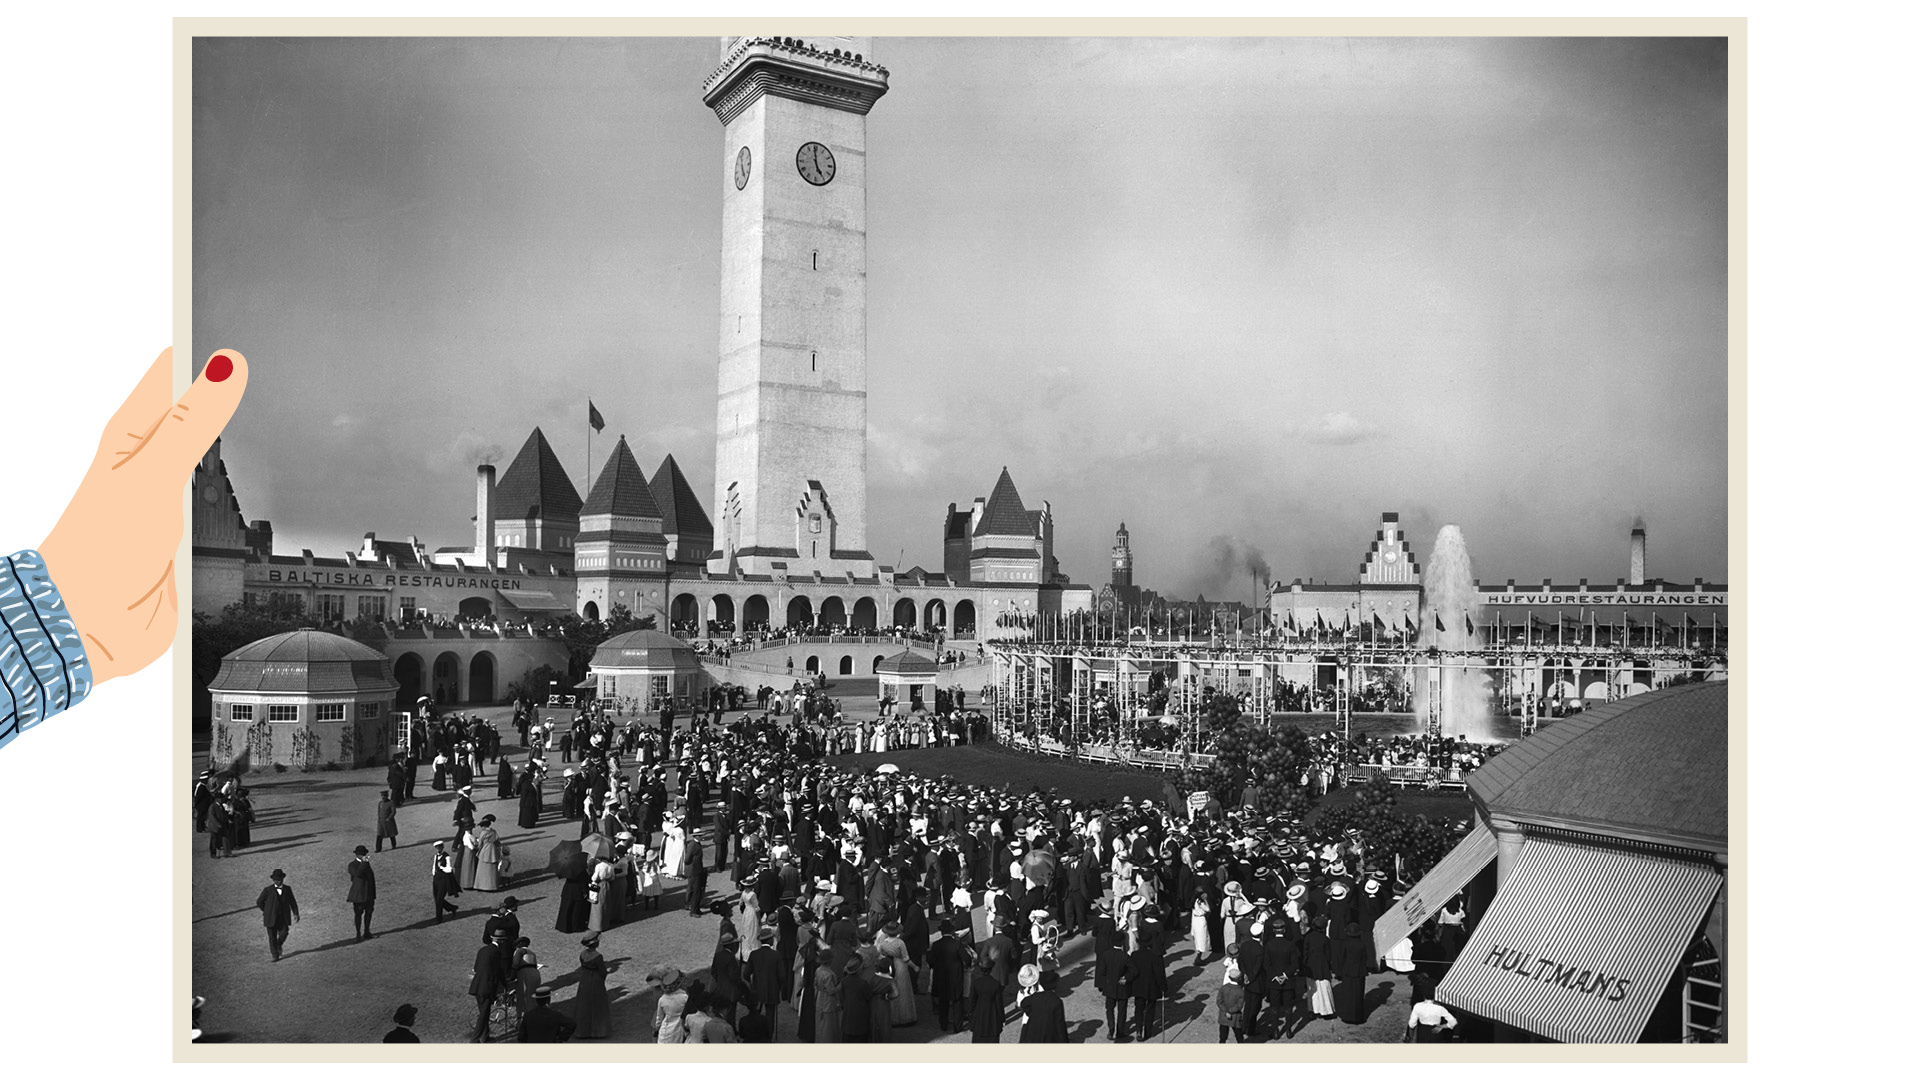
[498,590,570,612]
[1372,822,1497,960]
[1436,838,1721,1043]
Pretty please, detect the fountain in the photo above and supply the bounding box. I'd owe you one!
[1416,524,1496,742]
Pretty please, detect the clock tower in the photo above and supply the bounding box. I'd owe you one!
[703,37,888,578]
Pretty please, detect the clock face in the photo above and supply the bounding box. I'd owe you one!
[1385,551,1397,563]
[734,145,751,190]
[796,141,836,186]
[200,484,220,505]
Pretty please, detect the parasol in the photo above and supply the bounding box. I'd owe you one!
[874,763,900,775]
[579,833,615,860]
[546,839,583,878]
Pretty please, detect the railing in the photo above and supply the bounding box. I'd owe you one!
[1339,762,1469,791]
[992,730,1217,773]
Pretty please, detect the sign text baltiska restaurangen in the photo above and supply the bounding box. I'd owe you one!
[261,569,524,591]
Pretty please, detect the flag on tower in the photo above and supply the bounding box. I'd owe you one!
[588,400,605,433]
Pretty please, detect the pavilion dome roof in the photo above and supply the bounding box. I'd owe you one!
[207,629,399,695]
[875,650,939,675]
[590,629,700,669]
[1467,680,1727,853]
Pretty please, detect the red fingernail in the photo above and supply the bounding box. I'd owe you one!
[206,355,233,382]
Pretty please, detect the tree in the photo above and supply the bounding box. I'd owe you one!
[191,596,319,726]
[506,663,568,706]
[1198,693,1315,819]
[551,604,656,683]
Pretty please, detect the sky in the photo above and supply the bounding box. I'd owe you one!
[192,35,1728,601]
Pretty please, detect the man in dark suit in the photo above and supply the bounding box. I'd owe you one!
[518,987,576,1042]
[452,786,477,846]
[207,797,233,859]
[256,869,300,961]
[470,927,513,1042]
[966,954,1004,1043]
[347,845,377,941]
[684,842,708,917]
[927,919,971,1031]
[402,746,419,801]
[1238,921,1269,1040]
[743,926,784,1038]
[386,758,408,808]
[840,956,874,1043]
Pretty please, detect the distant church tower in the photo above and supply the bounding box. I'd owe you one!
[1111,522,1134,589]
[703,37,888,577]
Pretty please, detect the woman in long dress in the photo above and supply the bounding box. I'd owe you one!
[431,752,448,791]
[605,848,630,926]
[1189,884,1214,961]
[811,964,843,1044]
[589,857,619,931]
[795,915,821,1042]
[517,768,542,829]
[651,969,689,1044]
[458,824,480,890]
[554,852,592,933]
[512,938,543,1006]
[572,934,613,1038]
[496,756,516,801]
[232,789,254,849]
[876,922,918,1027]
[662,814,688,878]
[471,816,503,892]
[638,848,665,911]
[737,893,763,963]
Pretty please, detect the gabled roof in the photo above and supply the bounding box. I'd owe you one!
[581,437,662,519]
[649,454,713,537]
[494,427,582,521]
[973,467,1034,537]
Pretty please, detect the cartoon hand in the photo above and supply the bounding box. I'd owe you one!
[39,348,248,684]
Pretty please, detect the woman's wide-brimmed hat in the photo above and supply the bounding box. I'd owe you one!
[1017,963,1041,989]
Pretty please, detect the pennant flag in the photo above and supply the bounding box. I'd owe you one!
[1373,611,1387,632]
[1464,611,1475,636]
[1405,611,1418,636]
[1434,612,1447,634]
[588,399,606,433]
[1315,611,1326,632]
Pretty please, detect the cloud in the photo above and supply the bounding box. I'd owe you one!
[1291,410,1379,446]
[330,414,356,428]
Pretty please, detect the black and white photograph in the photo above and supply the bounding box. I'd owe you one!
[186,31,1732,1048]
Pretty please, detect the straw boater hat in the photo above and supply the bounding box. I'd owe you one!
[1327,880,1351,899]
[1286,883,1308,901]
[1364,878,1383,895]
[1222,881,1245,898]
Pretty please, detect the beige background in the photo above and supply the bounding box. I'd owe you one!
[172,15,1746,1064]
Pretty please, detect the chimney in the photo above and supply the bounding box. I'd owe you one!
[1629,525,1647,586]
[476,465,497,570]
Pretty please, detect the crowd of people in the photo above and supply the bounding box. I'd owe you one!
[423,703,1482,1044]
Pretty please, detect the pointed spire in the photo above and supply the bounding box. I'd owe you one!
[973,466,1032,537]
[648,454,713,535]
[581,437,663,519]
[493,427,582,520]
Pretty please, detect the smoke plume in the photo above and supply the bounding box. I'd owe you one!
[1198,534,1271,597]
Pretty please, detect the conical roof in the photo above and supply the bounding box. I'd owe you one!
[494,428,582,521]
[649,454,713,535]
[973,466,1033,537]
[582,437,662,519]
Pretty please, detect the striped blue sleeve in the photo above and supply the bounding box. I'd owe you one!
[0,550,94,751]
